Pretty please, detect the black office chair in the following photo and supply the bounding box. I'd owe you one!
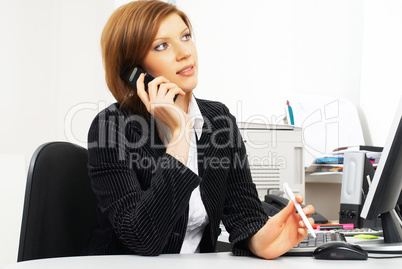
[18,142,99,262]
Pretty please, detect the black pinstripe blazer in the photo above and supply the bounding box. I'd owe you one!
[84,98,268,256]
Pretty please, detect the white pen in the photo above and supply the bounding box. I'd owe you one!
[283,182,316,238]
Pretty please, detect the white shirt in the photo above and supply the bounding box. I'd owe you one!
[154,95,209,253]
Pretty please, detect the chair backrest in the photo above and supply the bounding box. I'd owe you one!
[18,142,99,262]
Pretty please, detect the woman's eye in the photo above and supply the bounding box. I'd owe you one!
[182,33,191,41]
[154,43,169,51]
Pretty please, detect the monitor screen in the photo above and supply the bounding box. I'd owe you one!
[360,98,402,244]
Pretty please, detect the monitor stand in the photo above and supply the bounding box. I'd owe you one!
[355,209,402,254]
[381,209,402,243]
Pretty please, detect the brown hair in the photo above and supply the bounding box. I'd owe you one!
[101,0,193,120]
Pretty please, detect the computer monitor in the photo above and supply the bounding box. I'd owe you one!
[360,98,402,244]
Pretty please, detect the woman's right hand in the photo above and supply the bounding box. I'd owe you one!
[136,73,188,134]
[136,73,191,165]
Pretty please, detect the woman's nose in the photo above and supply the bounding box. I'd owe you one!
[176,43,192,61]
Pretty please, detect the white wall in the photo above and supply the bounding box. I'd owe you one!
[360,0,402,146]
[0,0,115,160]
[1,0,401,267]
[177,0,366,123]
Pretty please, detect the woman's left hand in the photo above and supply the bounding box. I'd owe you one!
[248,195,315,259]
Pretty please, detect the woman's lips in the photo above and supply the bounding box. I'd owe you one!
[177,65,195,76]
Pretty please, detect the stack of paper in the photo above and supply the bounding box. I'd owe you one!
[306,145,382,175]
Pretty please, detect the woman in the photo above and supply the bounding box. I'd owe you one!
[85,0,314,259]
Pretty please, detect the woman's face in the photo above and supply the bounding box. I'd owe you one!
[142,13,198,93]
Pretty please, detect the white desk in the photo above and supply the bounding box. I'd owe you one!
[4,252,401,269]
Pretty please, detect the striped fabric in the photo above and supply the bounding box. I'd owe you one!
[84,98,268,256]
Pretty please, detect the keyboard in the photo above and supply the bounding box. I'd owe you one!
[285,231,346,255]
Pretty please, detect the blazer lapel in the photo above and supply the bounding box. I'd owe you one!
[196,101,225,180]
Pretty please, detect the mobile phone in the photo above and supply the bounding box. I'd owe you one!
[120,65,155,92]
[283,182,316,238]
[120,65,178,102]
